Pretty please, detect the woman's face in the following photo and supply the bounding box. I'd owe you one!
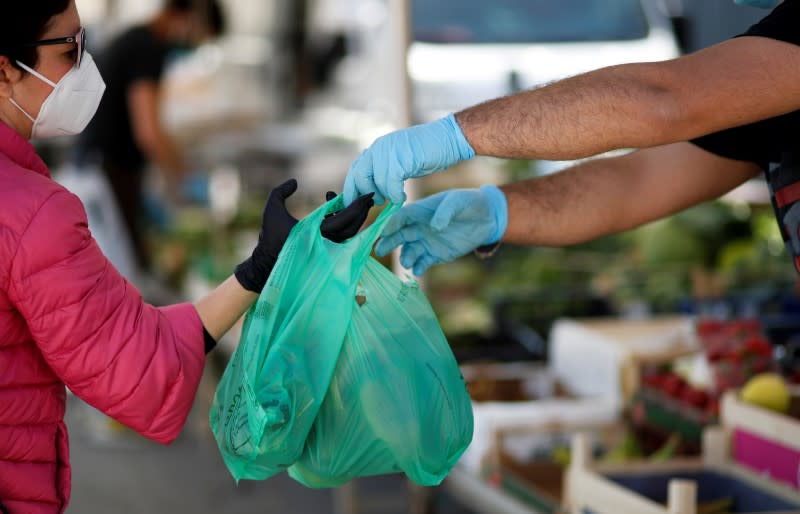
[0,1,81,137]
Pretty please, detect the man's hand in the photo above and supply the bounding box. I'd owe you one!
[375,185,507,275]
[343,114,475,206]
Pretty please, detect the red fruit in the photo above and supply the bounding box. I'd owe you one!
[683,388,709,409]
[727,351,742,364]
[662,374,686,398]
[707,399,720,417]
[732,319,761,334]
[644,372,667,389]
[697,319,724,337]
[744,336,772,357]
[707,347,727,362]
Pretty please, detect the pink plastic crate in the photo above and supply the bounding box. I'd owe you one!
[734,429,800,490]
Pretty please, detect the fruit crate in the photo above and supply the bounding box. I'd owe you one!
[722,388,800,490]
[549,316,699,405]
[454,361,622,514]
[483,421,624,514]
[456,362,621,476]
[566,402,800,514]
[630,388,715,454]
[460,362,560,403]
[627,317,778,455]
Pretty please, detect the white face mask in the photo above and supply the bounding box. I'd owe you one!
[9,51,105,139]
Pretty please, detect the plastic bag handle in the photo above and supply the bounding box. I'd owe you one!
[343,201,401,261]
[355,202,401,241]
[304,196,400,250]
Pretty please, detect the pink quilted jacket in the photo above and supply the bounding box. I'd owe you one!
[0,122,206,514]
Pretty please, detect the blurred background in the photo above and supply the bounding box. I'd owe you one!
[42,0,800,513]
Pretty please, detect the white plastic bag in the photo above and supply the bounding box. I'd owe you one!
[53,164,138,281]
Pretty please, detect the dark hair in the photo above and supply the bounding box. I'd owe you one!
[166,0,195,12]
[206,0,226,37]
[165,0,226,36]
[2,1,72,69]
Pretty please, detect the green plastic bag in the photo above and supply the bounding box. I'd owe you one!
[288,257,474,487]
[210,197,473,485]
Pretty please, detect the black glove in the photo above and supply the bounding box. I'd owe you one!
[235,179,375,293]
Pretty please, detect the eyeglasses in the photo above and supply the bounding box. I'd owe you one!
[19,27,86,68]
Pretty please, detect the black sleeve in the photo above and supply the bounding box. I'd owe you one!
[690,0,800,165]
[691,120,772,168]
[740,0,800,45]
[120,27,168,84]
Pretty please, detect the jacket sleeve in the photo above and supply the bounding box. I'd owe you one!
[8,190,206,444]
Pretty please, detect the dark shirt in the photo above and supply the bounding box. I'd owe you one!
[81,25,170,172]
[690,0,800,166]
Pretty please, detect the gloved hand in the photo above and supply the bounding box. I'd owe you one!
[235,180,375,292]
[343,113,475,206]
[375,185,508,276]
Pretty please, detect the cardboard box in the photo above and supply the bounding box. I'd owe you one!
[550,316,699,403]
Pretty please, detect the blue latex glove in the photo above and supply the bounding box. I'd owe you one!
[375,185,508,276]
[343,113,475,206]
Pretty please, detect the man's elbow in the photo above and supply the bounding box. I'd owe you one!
[629,62,711,145]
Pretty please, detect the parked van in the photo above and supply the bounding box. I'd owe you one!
[409,0,682,122]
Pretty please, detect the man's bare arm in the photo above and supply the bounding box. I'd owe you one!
[128,80,186,178]
[501,142,762,246]
[458,37,800,161]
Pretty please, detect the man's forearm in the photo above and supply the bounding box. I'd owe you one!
[500,156,637,246]
[456,36,800,161]
[456,63,678,161]
[499,143,761,247]
[148,135,186,179]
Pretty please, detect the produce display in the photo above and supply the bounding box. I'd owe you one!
[698,319,774,393]
[629,318,782,454]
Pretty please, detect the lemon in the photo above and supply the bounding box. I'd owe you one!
[741,373,790,413]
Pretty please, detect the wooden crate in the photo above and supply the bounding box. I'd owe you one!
[722,388,800,490]
[566,426,800,514]
[460,362,561,403]
[484,421,624,514]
